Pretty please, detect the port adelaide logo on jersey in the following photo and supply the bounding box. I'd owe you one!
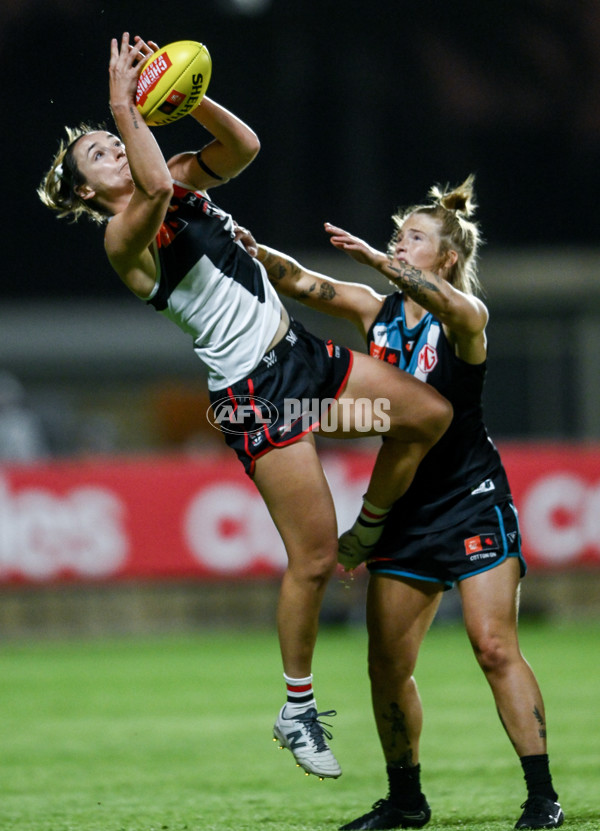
[207,395,279,435]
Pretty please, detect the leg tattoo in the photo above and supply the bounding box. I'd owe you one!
[382,702,414,766]
[533,705,547,739]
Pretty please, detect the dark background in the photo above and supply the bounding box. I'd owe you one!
[2,0,599,300]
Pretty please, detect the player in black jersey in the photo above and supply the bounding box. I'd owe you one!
[38,33,452,781]
[255,177,563,828]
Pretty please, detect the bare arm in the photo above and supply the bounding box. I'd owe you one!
[167,97,261,190]
[104,34,173,297]
[325,222,488,360]
[258,245,385,338]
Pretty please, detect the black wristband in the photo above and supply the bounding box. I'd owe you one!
[195,152,225,181]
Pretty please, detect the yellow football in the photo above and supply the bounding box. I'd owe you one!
[136,40,212,126]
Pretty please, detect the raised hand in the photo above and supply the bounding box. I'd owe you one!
[324,222,385,268]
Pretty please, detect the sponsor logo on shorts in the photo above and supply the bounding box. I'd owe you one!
[464,533,499,561]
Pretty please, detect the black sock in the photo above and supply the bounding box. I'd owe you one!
[520,754,558,801]
[387,763,423,810]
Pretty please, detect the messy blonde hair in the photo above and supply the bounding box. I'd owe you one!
[37,123,112,224]
[389,174,483,296]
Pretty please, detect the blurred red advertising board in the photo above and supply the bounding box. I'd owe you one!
[0,443,599,584]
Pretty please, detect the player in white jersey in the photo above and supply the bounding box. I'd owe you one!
[38,33,452,781]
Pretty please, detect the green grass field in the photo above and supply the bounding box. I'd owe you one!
[0,620,596,830]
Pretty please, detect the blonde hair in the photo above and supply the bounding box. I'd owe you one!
[37,123,112,224]
[389,174,483,296]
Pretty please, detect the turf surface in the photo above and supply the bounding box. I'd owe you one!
[0,617,596,830]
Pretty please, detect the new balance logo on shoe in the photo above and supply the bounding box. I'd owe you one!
[273,704,342,779]
[284,729,307,750]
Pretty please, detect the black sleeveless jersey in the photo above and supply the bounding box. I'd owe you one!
[368,292,512,534]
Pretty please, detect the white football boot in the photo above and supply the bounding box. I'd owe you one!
[273,705,342,779]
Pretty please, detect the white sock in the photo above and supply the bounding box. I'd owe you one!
[283,672,316,712]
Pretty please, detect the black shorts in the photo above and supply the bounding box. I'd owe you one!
[367,499,527,589]
[208,318,353,476]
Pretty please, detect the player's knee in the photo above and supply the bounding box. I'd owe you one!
[388,387,452,446]
[368,647,416,685]
[423,391,453,444]
[289,541,337,585]
[472,634,512,676]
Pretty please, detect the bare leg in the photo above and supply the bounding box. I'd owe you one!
[366,574,443,765]
[327,351,453,507]
[459,558,548,756]
[255,435,345,778]
[252,433,338,677]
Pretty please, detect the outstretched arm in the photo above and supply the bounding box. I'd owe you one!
[104,34,173,298]
[167,97,261,190]
[325,222,488,343]
[257,244,384,338]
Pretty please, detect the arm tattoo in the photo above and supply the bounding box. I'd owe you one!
[261,251,334,303]
[259,250,279,278]
[381,702,414,766]
[299,280,317,298]
[272,263,287,284]
[533,706,547,738]
[128,105,140,129]
[388,262,440,306]
[262,251,300,286]
[299,281,337,301]
[320,282,336,300]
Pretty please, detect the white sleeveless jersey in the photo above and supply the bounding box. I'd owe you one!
[145,184,281,390]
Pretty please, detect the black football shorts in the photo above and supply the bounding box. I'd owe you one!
[209,318,353,476]
[367,499,526,588]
